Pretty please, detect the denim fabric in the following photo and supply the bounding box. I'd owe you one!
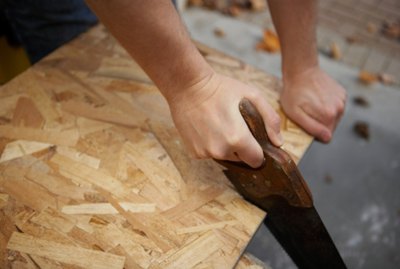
[2,0,98,63]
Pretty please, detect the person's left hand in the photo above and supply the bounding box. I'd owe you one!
[280,67,347,142]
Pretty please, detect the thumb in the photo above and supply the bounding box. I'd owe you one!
[250,97,284,147]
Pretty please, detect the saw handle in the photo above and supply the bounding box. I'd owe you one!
[217,98,313,208]
[238,98,288,164]
[239,99,272,151]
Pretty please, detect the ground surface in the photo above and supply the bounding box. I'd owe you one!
[181,4,400,269]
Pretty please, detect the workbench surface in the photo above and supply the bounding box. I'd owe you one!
[0,25,312,269]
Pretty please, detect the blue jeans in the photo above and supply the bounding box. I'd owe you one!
[2,0,98,63]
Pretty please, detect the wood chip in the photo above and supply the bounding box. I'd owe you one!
[378,73,395,85]
[62,203,156,215]
[249,0,267,11]
[381,20,400,39]
[7,232,125,269]
[156,231,223,269]
[0,126,79,147]
[11,97,44,128]
[352,96,370,108]
[256,29,280,53]
[61,100,144,128]
[50,154,129,198]
[346,35,361,44]
[367,22,377,34]
[329,42,341,60]
[0,140,53,163]
[353,121,369,140]
[213,27,225,37]
[0,193,9,209]
[176,220,238,235]
[226,5,241,17]
[358,71,378,85]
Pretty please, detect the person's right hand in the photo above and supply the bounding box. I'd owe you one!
[167,72,283,168]
[280,67,346,142]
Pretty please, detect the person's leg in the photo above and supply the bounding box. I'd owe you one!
[4,0,98,63]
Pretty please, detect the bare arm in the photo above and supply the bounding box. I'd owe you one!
[86,0,283,167]
[268,0,346,142]
[85,0,211,97]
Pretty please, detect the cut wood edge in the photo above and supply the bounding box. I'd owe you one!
[236,252,272,269]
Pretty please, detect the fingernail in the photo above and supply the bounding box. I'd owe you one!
[322,131,331,142]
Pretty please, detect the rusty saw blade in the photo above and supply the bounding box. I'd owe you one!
[217,99,347,269]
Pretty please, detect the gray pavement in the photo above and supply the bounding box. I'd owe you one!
[182,7,400,269]
[234,0,400,80]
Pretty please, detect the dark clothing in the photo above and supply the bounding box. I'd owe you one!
[1,0,98,63]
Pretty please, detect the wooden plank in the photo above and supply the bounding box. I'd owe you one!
[7,232,126,269]
[0,24,313,269]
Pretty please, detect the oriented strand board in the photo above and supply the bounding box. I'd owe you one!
[0,25,312,269]
[7,232,125,269]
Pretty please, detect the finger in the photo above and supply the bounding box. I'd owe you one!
[250,95,284,147]
[221,151,242,162]
[232,127,264,168]
[294,107,332,142]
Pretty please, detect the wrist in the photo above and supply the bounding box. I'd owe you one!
[158,45,215,103]
[282,64,320,86]
[281,44,319,83]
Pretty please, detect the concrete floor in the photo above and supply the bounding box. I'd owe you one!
[182,8,400,269]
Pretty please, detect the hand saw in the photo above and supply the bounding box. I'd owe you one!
[217,99,347,269]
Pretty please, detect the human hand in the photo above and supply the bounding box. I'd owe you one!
[167,72,283,168]
[280,67,346,142]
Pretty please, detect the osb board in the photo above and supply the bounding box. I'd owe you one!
[0,25,312,269]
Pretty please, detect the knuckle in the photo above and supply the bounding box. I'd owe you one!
[247,89,262,100]
[207,147,227,160]
[337,101,345,114]
[324,107,336,119]
[227,133,245,147]
[269,114,281,129]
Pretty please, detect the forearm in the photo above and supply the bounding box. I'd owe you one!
[85,0,213,101]
[267,0,319,81]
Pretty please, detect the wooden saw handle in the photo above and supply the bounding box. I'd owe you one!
[217,98,313,208]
